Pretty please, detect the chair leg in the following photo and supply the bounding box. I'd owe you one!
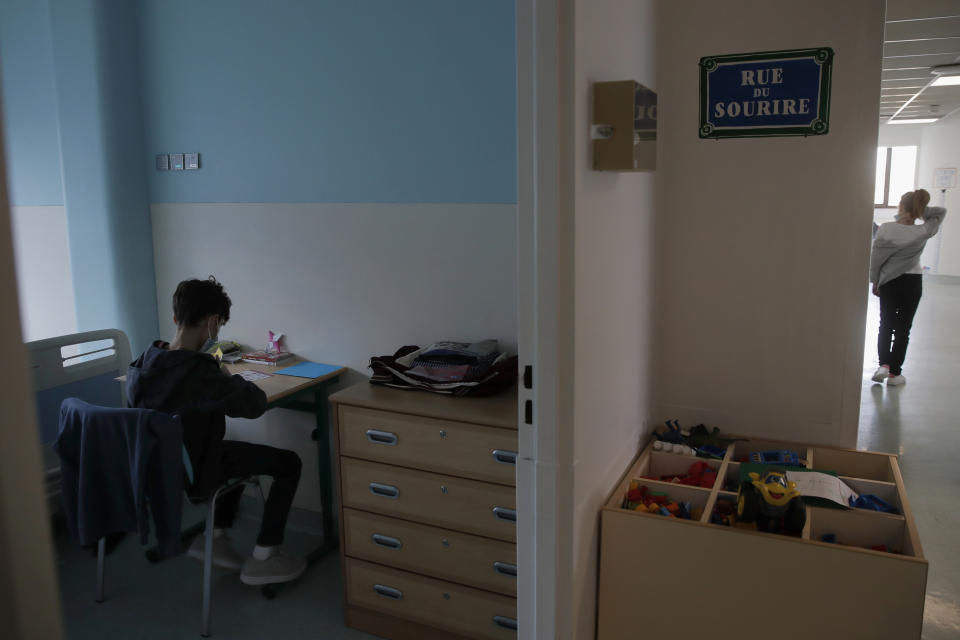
[95,537,105,604]
[201,499,216,637]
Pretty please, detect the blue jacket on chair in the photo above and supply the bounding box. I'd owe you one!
[54,398,185,557]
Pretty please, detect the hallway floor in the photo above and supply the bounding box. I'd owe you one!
[858,277,960,639]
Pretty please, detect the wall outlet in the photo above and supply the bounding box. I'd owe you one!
[185,152,199,170]
[170,153,184,170]
[155,154,169,171]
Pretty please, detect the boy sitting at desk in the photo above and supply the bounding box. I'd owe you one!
[126,276,306,586]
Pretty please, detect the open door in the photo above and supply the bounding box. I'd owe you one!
[0,90,64,639]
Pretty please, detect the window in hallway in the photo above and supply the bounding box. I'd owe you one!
[874,145,917,208]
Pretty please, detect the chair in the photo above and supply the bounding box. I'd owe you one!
[177,453,265,638]
[58,399,264,638]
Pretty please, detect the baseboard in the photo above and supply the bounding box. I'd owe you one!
[924,274,960,285]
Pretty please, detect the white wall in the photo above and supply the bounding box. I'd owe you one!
[151,202,517,510]
[916,114,960,276]
[877,122,924,147]
[653,0,885,447]
[572,0,656,636]
[9,206,77,342]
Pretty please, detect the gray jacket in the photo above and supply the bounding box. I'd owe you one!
[869,206,947,287]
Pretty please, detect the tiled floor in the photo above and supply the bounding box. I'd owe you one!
[55,500,379,640]
[858,277,960,639]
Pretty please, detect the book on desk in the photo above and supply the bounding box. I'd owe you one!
[241,350,294,366]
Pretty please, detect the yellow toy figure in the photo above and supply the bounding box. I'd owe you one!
[736,469,806,534]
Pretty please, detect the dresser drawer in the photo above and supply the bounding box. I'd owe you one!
[339,405,518,485]
[346,558,518,640]
[341,458,517,542]
[344,508,517,596]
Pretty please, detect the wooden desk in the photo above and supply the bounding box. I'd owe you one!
[225,359,346,557]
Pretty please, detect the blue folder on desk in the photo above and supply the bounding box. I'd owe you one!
[275,361,341,379]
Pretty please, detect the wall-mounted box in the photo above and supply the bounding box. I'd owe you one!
[593,80,657,171]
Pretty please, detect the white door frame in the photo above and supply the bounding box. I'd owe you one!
[516,0,575,637]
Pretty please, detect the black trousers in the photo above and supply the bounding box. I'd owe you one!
[213,441,302,546]
[877,274,922,376]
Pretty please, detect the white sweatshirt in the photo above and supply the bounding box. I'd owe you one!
[869,206,947,287]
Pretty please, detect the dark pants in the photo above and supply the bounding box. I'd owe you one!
[877,274,922,376]
[213,441,302,546]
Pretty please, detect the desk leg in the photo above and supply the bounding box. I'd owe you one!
[311,383,337,556]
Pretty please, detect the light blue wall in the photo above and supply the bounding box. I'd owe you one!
[48,0,158,352]
[138,0,517,204]
[0,0,64,206]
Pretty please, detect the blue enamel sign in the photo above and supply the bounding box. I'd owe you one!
[699,47,833,138]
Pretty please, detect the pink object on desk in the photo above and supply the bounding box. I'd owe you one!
[266,330,284,354]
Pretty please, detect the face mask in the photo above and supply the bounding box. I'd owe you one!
[200,318,220,353]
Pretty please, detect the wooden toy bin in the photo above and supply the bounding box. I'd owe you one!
[597,437,927,640]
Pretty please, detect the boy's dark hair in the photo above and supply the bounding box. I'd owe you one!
[173,276,231,327]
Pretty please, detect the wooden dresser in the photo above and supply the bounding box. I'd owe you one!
[330,382,519,640]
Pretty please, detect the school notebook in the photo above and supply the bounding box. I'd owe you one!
[274,361,341,379]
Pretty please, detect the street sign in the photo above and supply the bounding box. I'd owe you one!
[699,47,833,139]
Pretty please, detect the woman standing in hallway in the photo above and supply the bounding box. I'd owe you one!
[869,189,947,386]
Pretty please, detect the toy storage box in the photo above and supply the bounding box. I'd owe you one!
[597,437,927,640]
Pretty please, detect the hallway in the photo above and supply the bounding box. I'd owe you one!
[858,277,960,639]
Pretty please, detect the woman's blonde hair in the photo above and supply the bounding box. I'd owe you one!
[899,189,930,221]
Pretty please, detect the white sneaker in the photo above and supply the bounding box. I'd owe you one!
[887,374,906,386]
[240,549,307,586]
[187,533,244,571]
[871,365,890,382]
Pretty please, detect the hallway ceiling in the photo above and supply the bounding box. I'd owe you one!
[881,0,960,122]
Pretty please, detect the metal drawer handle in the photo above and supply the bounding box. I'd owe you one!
[492,449,518,465]
[493,615,518,631]
[493,561,517,578]
[372,533,403,550]
[369,482,400,499]
[492,506,517,522]
[366,429,398,446]
[374,584,403,600]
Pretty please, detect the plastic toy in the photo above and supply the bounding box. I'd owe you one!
[736,468,806,534]
[710,499,735,526]
[749,450,801,466]
[654,420,686,444]
[695,445,726,459]
[648,461,718,488]
[623,483,693,519]
[850,494,897,513]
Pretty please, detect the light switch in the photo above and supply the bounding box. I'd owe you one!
[155,154,169,171]
[185,152,200,170]
[170,153,184,170]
